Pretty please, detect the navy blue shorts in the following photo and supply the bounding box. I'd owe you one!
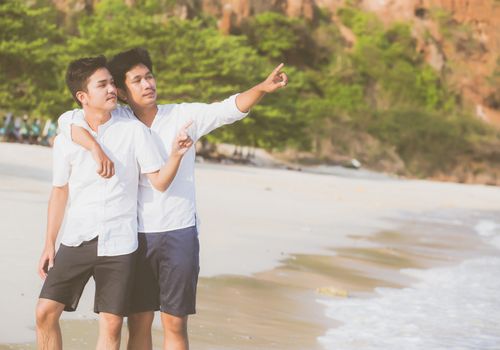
[131,226,200,317]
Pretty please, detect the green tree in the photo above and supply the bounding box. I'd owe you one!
[0,0,66,117]
[243,12,317,68]
[337,8,451,111]
[67,0,154,59]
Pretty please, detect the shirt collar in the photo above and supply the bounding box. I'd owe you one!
[83,112,116,136]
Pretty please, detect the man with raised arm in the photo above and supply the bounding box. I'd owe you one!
[36,55,193,350]
[58,48,288,350]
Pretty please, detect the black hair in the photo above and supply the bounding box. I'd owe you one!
[65,55,108,107]
[108,48,153,91]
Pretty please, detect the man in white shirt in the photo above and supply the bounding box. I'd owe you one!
[36,55,194,350]
[58,47,288,350]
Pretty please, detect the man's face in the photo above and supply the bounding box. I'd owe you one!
[122,64,157,108]
[78,68,117,111]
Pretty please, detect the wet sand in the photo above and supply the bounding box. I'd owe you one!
[2,220,496,350]
[0,142,499,349]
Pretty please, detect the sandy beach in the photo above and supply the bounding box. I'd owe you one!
[0,142,499,349]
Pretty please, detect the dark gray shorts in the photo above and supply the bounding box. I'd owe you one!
[39,237,136,316]
[131,226,200,317]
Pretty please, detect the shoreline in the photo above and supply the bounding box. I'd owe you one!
[200,142,500,186]
[4,139,497,186]
[0,143,499,348]
[2,213,497,349]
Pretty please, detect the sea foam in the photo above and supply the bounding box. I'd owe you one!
[318,257,500,350]
[318,213,500,350]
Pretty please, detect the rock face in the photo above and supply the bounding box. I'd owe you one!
[52,0,91,13]
[427,0,500,125]
[357,0,500,125]
[427,0,492,21]
[285,0,315,18]
[202,0,315,30]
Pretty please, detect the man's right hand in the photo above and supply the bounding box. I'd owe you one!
[38,244,55,280]
[90,143,114,178]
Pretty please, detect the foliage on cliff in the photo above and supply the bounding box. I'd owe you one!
[1,0,499,181]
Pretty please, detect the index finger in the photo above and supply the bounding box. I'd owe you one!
[272,63,285,74]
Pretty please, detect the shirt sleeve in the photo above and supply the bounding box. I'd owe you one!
[52,136,71,187]
[176,94,249,141]
[57,109,87,140]
[134,122,164,174]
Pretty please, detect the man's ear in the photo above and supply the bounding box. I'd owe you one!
[117,88,127,102]
[76,91,87,106]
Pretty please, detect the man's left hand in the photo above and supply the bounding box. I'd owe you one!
[172,120,194,157]
[259,63,288,93]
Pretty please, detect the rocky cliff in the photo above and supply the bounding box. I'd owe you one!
[357,0,500,126]
[202,0,500,126]
[191,1,499,126]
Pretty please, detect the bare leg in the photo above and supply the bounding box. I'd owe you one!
[161,312,189,350]
[96,312,123,350]
[35,298,65,350]
[127,311,154,350]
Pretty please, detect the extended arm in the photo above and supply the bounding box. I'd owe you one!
[235,63,288,112]
[38,185,68,279]
[180,63,288,140]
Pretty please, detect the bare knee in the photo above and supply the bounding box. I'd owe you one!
[97,313,123,350]
[100,313,124,335]
[162,313,188,335]
[35,299,63,328]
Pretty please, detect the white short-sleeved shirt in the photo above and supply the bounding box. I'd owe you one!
[59,94,248,233]
[53,113,163,255]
